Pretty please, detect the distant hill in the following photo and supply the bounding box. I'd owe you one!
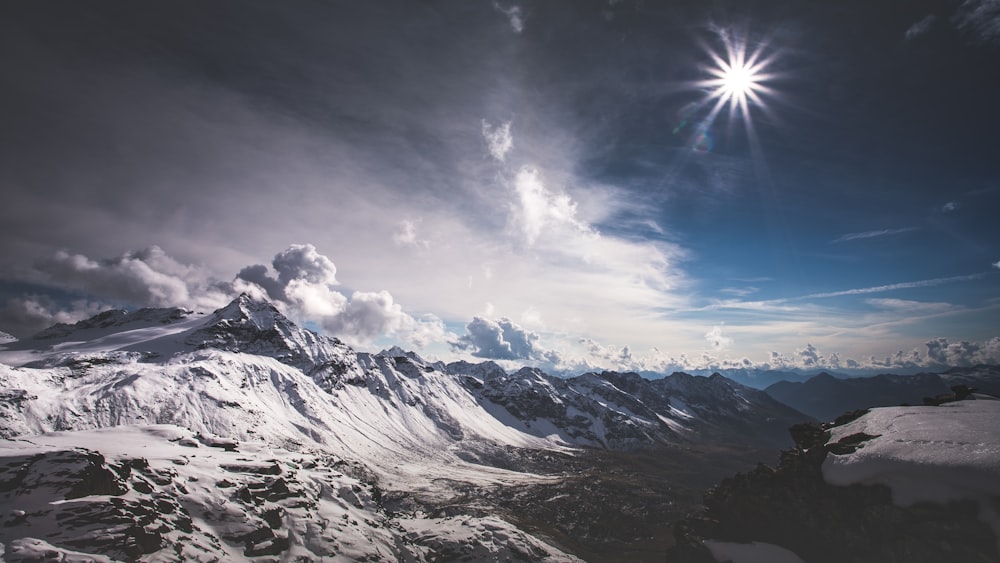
[764,367,1000,422]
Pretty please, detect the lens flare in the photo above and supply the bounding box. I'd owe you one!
[687,28,781,152]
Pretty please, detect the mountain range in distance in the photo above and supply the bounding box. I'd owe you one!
[0,293,997,562]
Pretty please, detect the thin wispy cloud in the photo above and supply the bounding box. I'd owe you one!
[720,286,759,297]
[905,15,937,41]
[865,298,956,314]
[953,0,1000,46]
[803,273,987,299]
[481,120,513,162]
[392,220,430,250]
[831,227,917,243]
[705,273,987,311]
[493,2,525,33]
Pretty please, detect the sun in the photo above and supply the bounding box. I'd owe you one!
[690,28,780,142]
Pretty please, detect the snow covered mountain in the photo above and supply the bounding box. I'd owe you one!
[453,367,809,450]
[0,294,809,561]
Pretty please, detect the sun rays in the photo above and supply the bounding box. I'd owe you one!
[687,27,782,153]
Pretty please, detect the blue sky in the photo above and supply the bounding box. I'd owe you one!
[0,1,998,373]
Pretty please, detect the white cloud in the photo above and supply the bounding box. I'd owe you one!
[520,306,543,327]
[925,336,1000,366]
[942,201,959,212]
[704,324,733,350]
[865,298,956,314]
[831,227,917,243]
[993,259,1000,270]
[234,245,449,348]
[493,2,525,33]
[481,120,513,161]
[392,219,429,249]
[720,286,758,297]
[321,290,447,348]
[510,166,591,245]
[804,273,986,299]
[905,14,937,40]
[797,343,821,366]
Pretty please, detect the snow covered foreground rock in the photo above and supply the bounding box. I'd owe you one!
[0,426,578,562]
[667,397,1000,563]
[0,294,807,560]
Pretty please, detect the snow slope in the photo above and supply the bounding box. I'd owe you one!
[823,397,1000,546]
[0,425,580,562]
[0,294,814,560]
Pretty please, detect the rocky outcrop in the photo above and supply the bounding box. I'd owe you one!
[666,406,999,563]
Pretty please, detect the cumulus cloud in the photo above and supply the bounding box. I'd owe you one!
[451,316,558,362]
[905,14,937,40]
[704,324,732,350]
[234,244,449,348]
[831,227,916,243]
[797,343,821,366]
[953,0,1000,46]
[481,120,513,162]
[235,244,345,318]
[925,336,1000,367]
[942,201,959,212]
[993,259,1000,270]
[493,2,524,33]
[321,290,446,347]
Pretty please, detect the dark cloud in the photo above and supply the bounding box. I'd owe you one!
[34,246,226,310]
[452,317,543,360]
[236,244,338,304]
[0,295,108,338]
[0,244,447,348]
[953,0,1000,45]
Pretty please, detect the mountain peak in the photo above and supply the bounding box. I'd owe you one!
[211,292,285,331]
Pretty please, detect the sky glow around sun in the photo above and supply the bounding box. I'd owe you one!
[694,28,780,143]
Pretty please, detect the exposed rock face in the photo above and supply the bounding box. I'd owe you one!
[666,405,1000,563]
[454,367,812,450]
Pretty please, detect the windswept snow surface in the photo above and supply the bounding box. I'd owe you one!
[823,398,1000,545]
